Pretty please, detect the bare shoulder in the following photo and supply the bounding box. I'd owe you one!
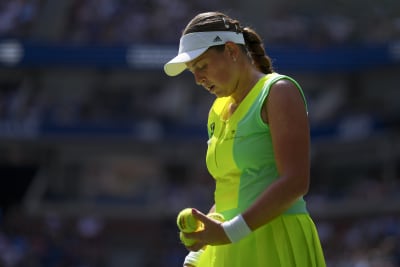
[269,79,302,100]
[268,78,306,111]
[264,78,307,123]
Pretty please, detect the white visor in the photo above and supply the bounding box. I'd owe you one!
[164,31,245,76]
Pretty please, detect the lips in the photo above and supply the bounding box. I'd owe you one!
[201,81,215,93]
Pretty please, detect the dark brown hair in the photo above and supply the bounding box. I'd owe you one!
[183,11,273,74]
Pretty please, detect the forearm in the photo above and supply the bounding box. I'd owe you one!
[242,175,308,231]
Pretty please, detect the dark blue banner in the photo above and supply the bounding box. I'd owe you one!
[0,40,398,71]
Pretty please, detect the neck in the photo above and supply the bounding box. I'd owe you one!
[231,68,264,104]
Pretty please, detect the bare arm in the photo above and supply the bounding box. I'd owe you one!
[243,79,310,230]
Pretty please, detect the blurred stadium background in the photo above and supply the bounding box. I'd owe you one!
[0,0,399,266]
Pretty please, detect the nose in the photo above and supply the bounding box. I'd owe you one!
[194,72,205,86]
[197,78,206,87]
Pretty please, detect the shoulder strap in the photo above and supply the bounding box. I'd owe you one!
[258,73,308,113]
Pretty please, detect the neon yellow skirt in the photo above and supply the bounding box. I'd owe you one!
[197,214,326,267]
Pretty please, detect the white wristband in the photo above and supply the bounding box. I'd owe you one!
[183,249,204,267]
[221,214,252,243]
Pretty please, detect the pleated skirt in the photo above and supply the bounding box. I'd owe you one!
[197,214,326,267]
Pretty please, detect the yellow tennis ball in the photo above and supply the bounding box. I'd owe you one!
[207,212,225,222]
[177,208,201,233]
[179,231,196,246]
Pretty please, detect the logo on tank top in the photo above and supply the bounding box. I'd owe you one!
[210,122,215,136]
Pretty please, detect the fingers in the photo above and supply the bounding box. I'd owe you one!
[180,230,206,251]
[191,208,209,223]
[189,209,225,238]
[179,209,230,247]
[183,228,202,241]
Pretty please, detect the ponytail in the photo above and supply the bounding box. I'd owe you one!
[242,27,273,74]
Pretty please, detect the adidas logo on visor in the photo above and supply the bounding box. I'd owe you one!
[213,36,222,42]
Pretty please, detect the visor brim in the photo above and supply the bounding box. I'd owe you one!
[163,47,208,76]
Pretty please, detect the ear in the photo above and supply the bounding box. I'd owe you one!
[224,42,240,59]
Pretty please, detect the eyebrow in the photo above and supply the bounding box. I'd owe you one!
[187,48,211,71]
[187,57,203,72]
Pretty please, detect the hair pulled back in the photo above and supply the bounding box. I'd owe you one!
[183,12,273,74]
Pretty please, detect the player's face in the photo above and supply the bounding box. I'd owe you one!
[186,46,238,98]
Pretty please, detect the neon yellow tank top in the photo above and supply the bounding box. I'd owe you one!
[206,73,308,219]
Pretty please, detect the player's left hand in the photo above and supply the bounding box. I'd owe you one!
[183,208,230,251]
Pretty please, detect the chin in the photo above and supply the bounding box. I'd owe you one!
[214,91,228,98]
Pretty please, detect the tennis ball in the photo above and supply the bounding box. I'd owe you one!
[207,212,225,222]
[177,208,201,233]
[179,231,196,246]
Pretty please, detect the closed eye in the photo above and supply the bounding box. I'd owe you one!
[197,63,207,71]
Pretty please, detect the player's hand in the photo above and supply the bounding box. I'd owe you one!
[183,208,230,250]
